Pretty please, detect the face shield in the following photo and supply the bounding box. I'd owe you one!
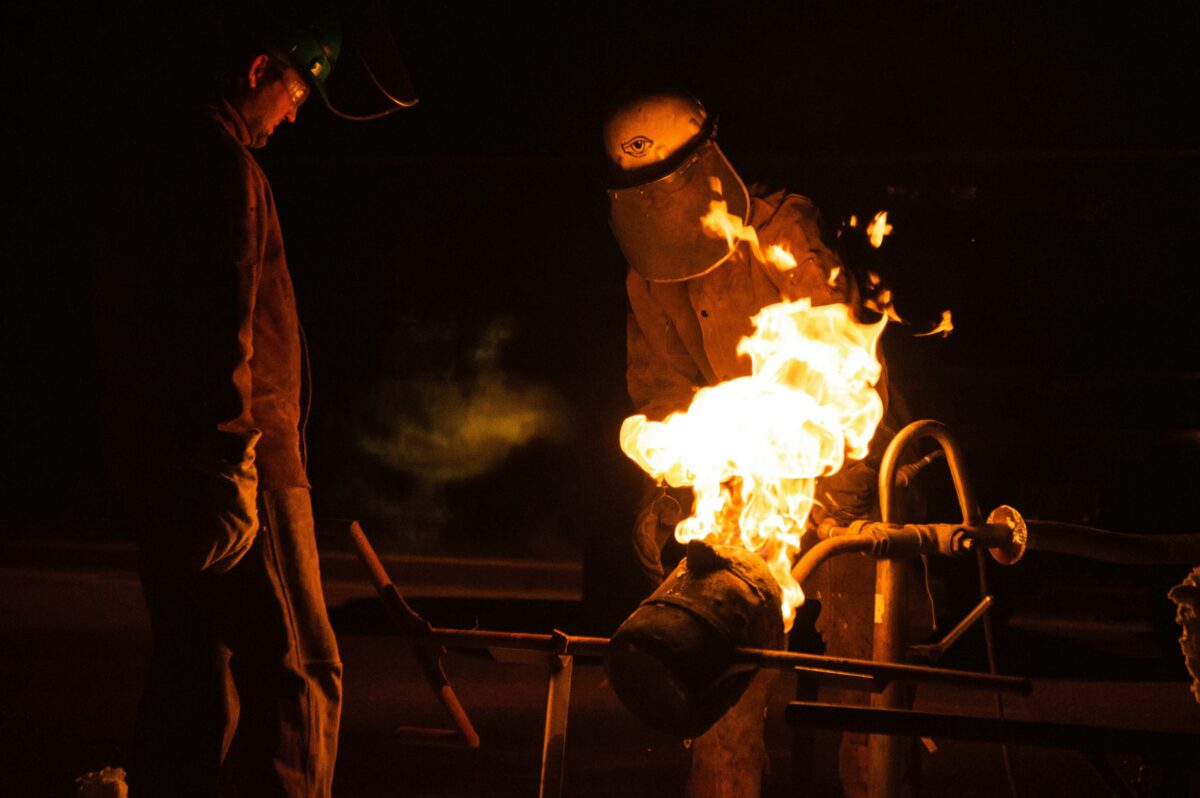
[607,134,750,283]
[277,0,418,121]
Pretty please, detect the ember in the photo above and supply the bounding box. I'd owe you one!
[866,210,893,248]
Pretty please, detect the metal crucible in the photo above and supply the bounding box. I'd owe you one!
[605,539,786,738]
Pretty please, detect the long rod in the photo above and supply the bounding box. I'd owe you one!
[418,627,1030,695]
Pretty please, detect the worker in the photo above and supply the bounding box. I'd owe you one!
[92,7,417,796]
[603,91,930,797]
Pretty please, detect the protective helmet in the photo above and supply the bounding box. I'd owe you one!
[272,18,341,92]
[270,1,418,120]
[604,93,750,283]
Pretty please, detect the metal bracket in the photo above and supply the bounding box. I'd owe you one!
[908,595,994,663]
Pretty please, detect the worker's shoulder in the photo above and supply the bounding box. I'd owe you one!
[748,183,820,227]
[204,126,263,185]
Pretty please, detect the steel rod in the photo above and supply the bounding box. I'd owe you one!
[416,628,1029,694]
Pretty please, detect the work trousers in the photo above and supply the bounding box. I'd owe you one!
[131,487,342,798]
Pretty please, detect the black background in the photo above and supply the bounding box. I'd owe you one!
[4,2,1198,648]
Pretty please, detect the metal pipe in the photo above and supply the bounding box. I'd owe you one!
[908,595,994,663]
[879,419,983,527]
[412,627,1030,694]
[871,420,985,798]
[734,650,1028,696]
[429,628,611,658]
[790,535,876,584]
[1026,520,1200,564]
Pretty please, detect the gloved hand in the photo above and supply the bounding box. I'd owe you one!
[181,428,262,573]
[632,486,685,583]
[811,459,878,530]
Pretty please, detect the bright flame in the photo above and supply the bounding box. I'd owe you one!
[701,200,800,273]
[622,286,886,628]
[703,199,766,262]
[914,309,954,338]
[766,244,797,271]
[866,211,893,248]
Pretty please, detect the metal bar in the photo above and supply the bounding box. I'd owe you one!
[785,703,1200,762]
[347,521,481,748]
[735,648,1030,695]
[418,627,1028,694]
[870,419,986,798]
[870,558,906,798]
[429,628,610,658]
[539,654,574,798]
[793,666,883,693]
[909,595,994,663]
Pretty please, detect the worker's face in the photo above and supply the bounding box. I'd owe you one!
[237,54,310,149]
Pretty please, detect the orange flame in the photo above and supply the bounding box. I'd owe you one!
[866,211,893,248]
[622,205,887,629]
[914,310,954,338]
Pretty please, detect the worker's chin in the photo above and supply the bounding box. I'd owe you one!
[248,127,273,149]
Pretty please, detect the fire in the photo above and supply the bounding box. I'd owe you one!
[866,211,892,248]
[622,203,887,628]
[914,309,954,338]
[701,179,800,273]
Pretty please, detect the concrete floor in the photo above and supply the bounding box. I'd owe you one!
[3,555,1198,797]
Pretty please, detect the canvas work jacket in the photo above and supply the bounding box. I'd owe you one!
[94,100,309,571]
[626,186,870,421]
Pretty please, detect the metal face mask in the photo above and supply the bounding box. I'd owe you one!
[608,135,750,283]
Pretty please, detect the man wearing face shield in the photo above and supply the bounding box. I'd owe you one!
[92,6,417,796]
[605,92,927,798]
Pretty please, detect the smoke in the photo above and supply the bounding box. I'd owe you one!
[359,320,571,483]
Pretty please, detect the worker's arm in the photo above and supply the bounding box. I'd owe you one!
[625,270,704,421]
[169,142,263,573]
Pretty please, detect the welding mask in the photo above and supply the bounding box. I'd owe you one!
[605,540,784,738]
[605,93,750,283]
[271,0,418,120]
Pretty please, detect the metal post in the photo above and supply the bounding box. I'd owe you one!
[869,420,982,798]
[868,558,906,798]
[539,653,574,798]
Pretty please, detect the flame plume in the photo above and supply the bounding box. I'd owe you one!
[622,204,887,629]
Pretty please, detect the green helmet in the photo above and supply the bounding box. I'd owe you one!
[276,18,342,94]
[270,2,417,120]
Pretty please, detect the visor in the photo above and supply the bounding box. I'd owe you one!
[608,139,750,283]
[322,0,418,119]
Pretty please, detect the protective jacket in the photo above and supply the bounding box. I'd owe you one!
[626,186,871,421]
[95,100,309,572]
[623,186,923,798]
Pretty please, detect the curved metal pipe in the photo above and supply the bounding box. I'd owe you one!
[871,420,988,798]
[879,419,981,526]
[791,535,876,584]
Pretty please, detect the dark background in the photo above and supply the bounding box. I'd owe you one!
[4,2,1198,652]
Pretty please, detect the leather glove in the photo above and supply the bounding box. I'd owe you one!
[632,486,685,583]
[811,459,878,530]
